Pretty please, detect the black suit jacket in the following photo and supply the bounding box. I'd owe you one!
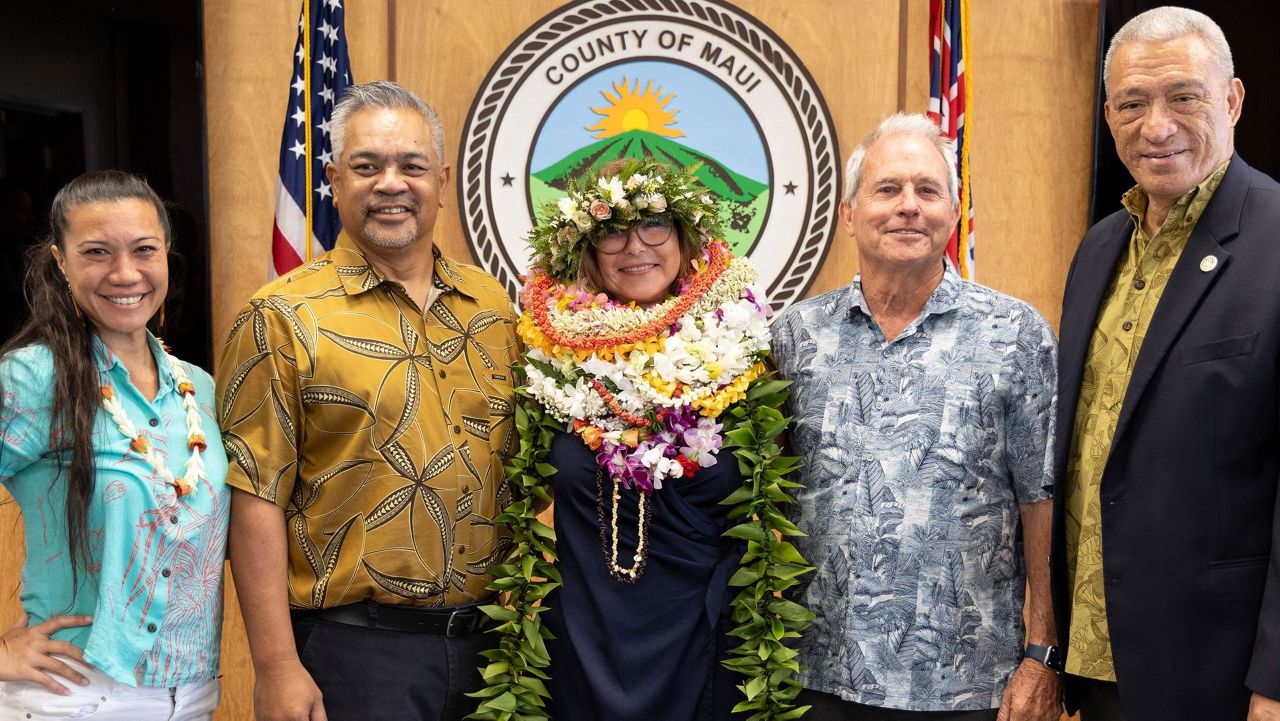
[1050,155,1280,720]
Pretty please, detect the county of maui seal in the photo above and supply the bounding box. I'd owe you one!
[458,0,839,311]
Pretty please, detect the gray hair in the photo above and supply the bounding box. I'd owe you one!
[843,112,959,207]
[1104,7,1234,96]
[330,80,446,167]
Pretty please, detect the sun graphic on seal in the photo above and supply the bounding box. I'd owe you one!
[586,78,685,139]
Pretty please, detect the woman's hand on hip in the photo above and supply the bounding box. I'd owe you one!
[0,613,93,694]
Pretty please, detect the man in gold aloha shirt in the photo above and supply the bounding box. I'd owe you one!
[1050,7,1280,721]
[217,81,520,721]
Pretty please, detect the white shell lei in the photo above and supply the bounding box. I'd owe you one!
[99,351,207,497]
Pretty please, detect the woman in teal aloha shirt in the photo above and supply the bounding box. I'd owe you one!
[0,171,229,720]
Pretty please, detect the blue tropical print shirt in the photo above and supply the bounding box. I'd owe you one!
[772,265,1056,711]
[0,335,229,687]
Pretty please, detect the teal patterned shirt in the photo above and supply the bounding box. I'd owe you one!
[771,264,1056,711]
[0,334,229,687]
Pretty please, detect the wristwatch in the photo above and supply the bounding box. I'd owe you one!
[1024,643,1063,674]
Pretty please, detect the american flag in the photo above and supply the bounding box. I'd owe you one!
[271,0,353,277]
[927,0,975,280]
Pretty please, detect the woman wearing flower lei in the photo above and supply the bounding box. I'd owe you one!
[0,172,229,719]
[471,158,813,721]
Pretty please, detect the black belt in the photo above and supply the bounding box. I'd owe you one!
[292,601,492,637]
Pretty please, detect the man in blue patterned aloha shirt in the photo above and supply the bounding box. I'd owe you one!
[772,113,1062,721]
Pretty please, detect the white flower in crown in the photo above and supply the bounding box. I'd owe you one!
[599,175,626,204]
[625,173,646,191]
[572,211,593,231]
[558,195,578,221]
[648,194,668,212]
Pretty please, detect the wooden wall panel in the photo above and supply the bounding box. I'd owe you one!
[961,0,1100,330]
[0,3,1099,719]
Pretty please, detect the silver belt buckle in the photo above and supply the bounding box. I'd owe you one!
[445,608,471,637]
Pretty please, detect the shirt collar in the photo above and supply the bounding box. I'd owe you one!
[842,260,963,324]
[1120,158,1231,234]
[330,232,479,300]
[94,331,177,397]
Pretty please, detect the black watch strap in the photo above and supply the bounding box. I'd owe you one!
[1024,643,1063,673]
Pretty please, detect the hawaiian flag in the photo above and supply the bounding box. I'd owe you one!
[927,0,975,280]
[271,0,353,277]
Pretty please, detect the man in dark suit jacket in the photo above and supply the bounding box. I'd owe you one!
[1050,7,1280,721]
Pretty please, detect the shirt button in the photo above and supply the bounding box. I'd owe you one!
[453,425,462,434]
[874,400,884,410]
[170,515,179,524]
[438,370,447,379]
[147,623,157,633]
[1121,320,1134,331]
[161,568,171,578]
[863,453,875,462]
[148,418,159,427]
[1133,278,1146,290]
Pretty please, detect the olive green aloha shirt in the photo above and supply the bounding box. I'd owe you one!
[1064,161,1229,679]
[217,233,521,609]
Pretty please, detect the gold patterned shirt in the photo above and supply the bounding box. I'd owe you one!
[1063,161,1229,679]
[217,233,521,609]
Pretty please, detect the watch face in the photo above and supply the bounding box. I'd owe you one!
[1044,646,1063,672]
[1028,644,1063,672]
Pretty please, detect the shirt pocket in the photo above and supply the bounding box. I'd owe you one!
[482,370,517,457]
[1179,332,1258,366]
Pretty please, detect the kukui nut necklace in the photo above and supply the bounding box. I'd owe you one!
[100,350,208,497]
[595,468,653,582]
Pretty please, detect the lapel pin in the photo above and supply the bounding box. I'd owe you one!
[1200,255,1218,272]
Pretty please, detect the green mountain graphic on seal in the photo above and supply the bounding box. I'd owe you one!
[529,129,769,256]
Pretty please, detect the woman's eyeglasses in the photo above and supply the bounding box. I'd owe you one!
[595,215,675,254]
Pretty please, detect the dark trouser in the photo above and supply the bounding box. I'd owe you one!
[292,612,496,721]
[1071,675,1127,721]
[796,689,999,721]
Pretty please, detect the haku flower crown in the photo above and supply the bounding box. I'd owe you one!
[528,157,723,282]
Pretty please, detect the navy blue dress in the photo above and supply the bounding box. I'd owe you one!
[543,430,745,721]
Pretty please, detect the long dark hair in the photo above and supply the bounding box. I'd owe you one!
[0,170,171,579]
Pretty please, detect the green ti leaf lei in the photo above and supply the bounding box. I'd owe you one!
[467,372,815,720]
[717,377,816,720]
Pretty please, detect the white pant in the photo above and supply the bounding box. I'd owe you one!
[0,657,219,720]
